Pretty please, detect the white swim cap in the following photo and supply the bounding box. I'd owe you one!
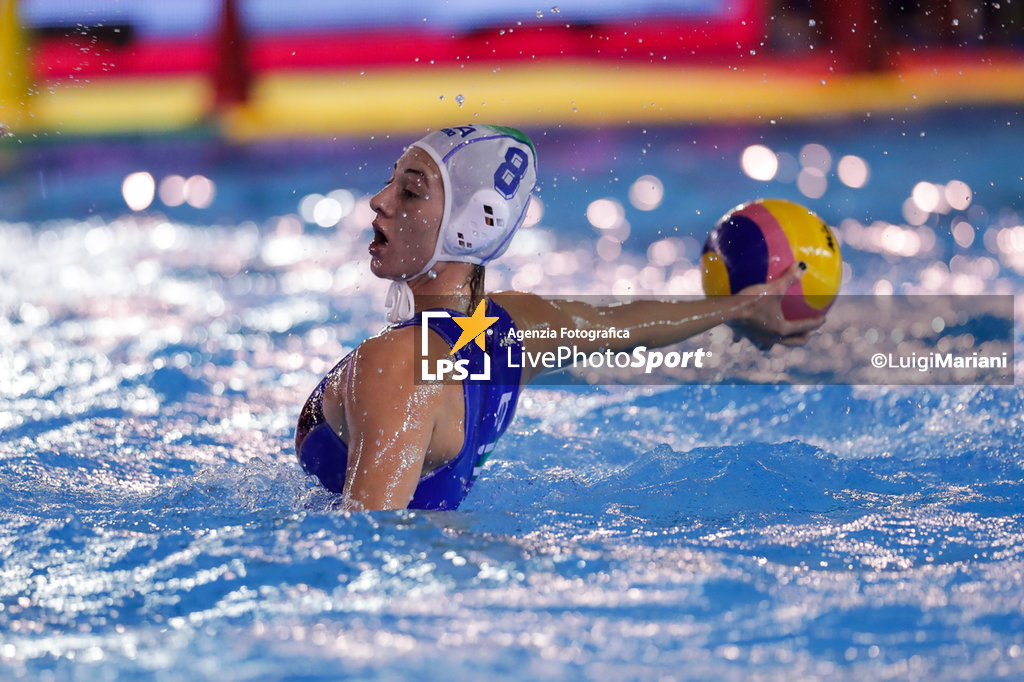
[386,124,538,322]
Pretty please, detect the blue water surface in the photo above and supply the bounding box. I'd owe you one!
[1,109,1023,680]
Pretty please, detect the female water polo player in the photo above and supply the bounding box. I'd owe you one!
[295,124,821,511]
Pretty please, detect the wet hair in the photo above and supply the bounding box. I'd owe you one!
[469,264,486,310]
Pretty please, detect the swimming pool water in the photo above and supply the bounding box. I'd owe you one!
[2,110,1023,680]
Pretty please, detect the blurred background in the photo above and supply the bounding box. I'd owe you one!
[2,0,1022,226]
[2,0,1024,303]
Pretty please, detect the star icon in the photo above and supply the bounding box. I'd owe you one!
[449,299,498,355]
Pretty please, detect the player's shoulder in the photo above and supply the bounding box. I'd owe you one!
[365,324,416,351]
[343,326,414,381]
[354,322,450,369]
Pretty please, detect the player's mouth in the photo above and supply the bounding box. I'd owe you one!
[369,223,388,255]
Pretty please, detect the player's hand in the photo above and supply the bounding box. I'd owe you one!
[730,262,825,349]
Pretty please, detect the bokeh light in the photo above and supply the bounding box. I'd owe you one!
[628,174,664,211]
[945,180,973,211]
[881,223,922,256]
[158,175,187,207]
[150,221,181,250]
[952,218,975,248]
[839,217,936,257]
[328,189,356,218]
[586,198,625,230]
[312,196,343,227]
[837,155,869,188]
[299,193,324,223]
[523,195,544,227]
[122,172,155,211]
[740,144,778,181]
[184,175,216,209]
[646,238,681,267]
[298,189,358,228]
[911,181,942,213]
[799,143,832,174]
[902,197,930,226]
[796,167,827,199]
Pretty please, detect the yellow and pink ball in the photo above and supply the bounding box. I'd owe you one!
[701,199,842,320]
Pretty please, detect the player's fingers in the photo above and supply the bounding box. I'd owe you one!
[778,332,812,346]
[781,315,826,337]
[765,261,806,295]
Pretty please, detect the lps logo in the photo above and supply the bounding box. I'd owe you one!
[420,300,497,381]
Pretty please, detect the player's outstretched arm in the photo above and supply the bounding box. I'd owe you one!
[499,262,818,362]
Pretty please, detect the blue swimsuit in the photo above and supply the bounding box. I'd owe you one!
[295,299,523,510]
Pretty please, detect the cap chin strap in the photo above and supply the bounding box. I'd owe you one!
[384,253,443,323]
[384,280,417,323]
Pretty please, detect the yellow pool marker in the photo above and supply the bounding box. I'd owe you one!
[0,0,31,132]
[32,76,213,135]
[221,57,1024,139]
[12,52,1024,137]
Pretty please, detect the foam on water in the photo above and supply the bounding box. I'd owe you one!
[2,115,1024,679]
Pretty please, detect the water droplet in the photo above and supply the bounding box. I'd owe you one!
[455,94,465,108]
[808,19,817,27]
[439,95,445,101]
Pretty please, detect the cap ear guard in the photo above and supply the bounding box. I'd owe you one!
[442,188,513,261]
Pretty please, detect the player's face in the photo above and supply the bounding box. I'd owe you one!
[368,146,445,281]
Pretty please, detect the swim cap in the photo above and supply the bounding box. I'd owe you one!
[385,124,538,322]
